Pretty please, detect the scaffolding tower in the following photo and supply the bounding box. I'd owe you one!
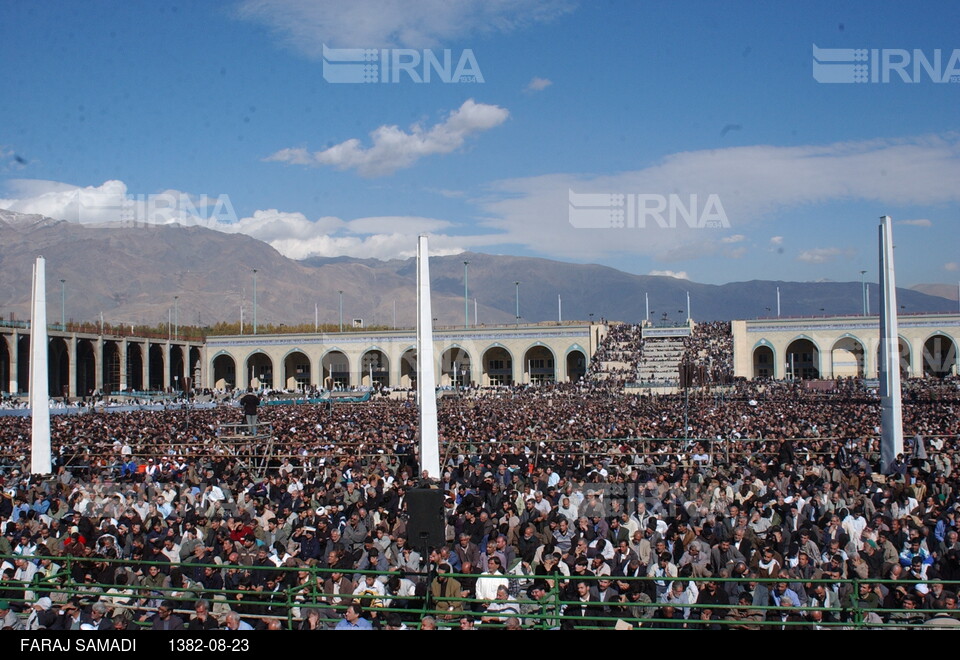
[214,421,276,479]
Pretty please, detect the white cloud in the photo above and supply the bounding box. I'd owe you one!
[797,247,846,263]
[649,270,689,280]
[897,218,933,227]
[265,99,509,177]
[525,77,552,92]
[946,262,959,272]
[769,236,784,245]
[721,234,746,244]
[0,178,485,261]
[176,208,475,260]
[476,134,960,261]
[265,231,470,260]
[0,179,128,223]
[218,209,344,239]
[236,0,577,51]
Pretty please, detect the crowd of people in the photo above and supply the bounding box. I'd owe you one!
[585,323,643,389]
[0,321,957,630]
[681,321,735,385]
[587,320,735,388]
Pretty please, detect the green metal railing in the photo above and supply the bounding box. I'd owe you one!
[3,554,959,629]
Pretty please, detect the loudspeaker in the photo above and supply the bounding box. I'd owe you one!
[405,488,446,552]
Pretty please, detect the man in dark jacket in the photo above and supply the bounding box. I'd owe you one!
[140,600,185,631]
[239,388,260,435]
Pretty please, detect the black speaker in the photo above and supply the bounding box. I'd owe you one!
[405,488,446,552]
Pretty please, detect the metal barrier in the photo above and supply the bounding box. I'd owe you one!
[3,554,958,630]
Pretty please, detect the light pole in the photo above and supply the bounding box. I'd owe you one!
[252,269,258,335]
[174,295,179,340]
[514,281,520,326]
[59,279,66,328]
[859,270,867,316]
[338,290,343,332]
[463,261,470,329]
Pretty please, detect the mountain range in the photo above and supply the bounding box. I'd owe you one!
[0,209,956,329]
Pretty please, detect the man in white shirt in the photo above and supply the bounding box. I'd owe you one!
[476,557,510,602]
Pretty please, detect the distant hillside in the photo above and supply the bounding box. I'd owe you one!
[912,283,959,302]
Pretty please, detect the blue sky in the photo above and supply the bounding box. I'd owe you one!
[1,0,958,287]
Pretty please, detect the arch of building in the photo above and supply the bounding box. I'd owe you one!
[752,340,775,379]
[0,335,10,393]
[523,343,556,384]
[440,345,473,387]
[321,349,351,389]
[399,348,417,389]
[245,351,274,389]
[360,349,389,387]
[283,349,311,390]
[212,352,238,390]
[831,335,865,378]
[169,345,187,391]
[76,339,97,396]
[127,343,144,392]
[785,336,821,380]
[48,337,69,398]
[922,332,957,377]
[189,347,202,390]
[103,341,122,394]
[482,344,514,386]
[565,344,588,383]
[148,344,164,391]
[17,336,28,393]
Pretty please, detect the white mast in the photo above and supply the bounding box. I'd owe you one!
[417,236,440,480]
[30,256,52,475]
[878,215,904,472]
